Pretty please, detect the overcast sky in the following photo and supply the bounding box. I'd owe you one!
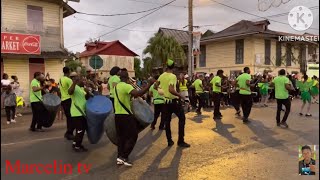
[63,0,319,58]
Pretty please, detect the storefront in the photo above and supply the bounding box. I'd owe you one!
[1,32,67,105]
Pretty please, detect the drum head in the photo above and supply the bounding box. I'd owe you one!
[131,98,154,127]
[42,94,61,112]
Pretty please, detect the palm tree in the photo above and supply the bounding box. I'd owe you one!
[143,33,186,68]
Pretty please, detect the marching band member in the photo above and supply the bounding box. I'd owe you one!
[108,66,121,111]
[68,72,90,152]
[192,74,205,115]
[149,75,165,130]
[114,68,153,166]
[156,59,190,148]
[59,67,75,140]
[210,70,224,120]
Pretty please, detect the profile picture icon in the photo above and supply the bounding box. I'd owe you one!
[299,145,316,175]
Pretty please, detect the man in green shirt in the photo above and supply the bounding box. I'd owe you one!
[236,67,255,123]
[29,72,46,132]
[68,73,91,152]
[156,59,190,148]
[114,68,153,167]
[210,70,224,120]
[59,67,75,140]
[270,69,294,128]
[149,75,165,130]
[107,66,121,111]
[192,74,204,115]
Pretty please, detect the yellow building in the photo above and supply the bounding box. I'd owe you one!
[1,0,76,105]
[79,41,138,78]
[197,20,319,76]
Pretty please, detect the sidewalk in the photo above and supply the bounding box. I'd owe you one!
[1,107,32,117]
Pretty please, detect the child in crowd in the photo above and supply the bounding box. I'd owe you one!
[4,85,17,124]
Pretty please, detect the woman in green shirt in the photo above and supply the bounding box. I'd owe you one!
[297,75,313,117]
[108,66,121,111]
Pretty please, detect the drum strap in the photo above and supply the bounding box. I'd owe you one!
[115,86,133,115]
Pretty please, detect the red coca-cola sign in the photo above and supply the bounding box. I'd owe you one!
[1,32,41,54]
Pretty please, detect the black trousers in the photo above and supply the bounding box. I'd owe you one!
[5,106,16,122]
[72,116,87,147]
[151,103,165,128]
[115,114,138,159]
[213,92,222,117]
[162,100,185,143]
[231,90,240,112]
[240,94,253,119]
[196,93,205,112]
[110,97,115,112]
[30,102,45,129]
[276,98,291,124]
[61,98,74,135]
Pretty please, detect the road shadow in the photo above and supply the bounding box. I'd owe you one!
[212,119,240,144]
[131,129,163,161]
[139,147,183,180]
[190,115,210,123]
[245,119,296,156]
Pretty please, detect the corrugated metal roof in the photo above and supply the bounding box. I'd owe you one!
[159,28,189,44]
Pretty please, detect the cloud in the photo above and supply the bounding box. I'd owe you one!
[63,0,319,56]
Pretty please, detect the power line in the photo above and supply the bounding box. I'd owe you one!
[128,0,187,8]
[263,6,318,19]
[76,1,173,16]
[210,0,319,31]
[66,0,176,48]
[74,16,157,32]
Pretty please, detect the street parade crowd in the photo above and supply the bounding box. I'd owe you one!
[1,59,319,167]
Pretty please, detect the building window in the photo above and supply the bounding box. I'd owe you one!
[265,40,271,65]
[286,44,292,66]
[276,42,282,66]
[27,5,43,32]
[199,45,206,67]
[235,39,244,64]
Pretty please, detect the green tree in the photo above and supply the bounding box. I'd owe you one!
[65,60,87,76]
[143,33,186,68]
[134,58,143,79]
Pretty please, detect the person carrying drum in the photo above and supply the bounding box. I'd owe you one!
[108,66,121,111]
[210,70,224,120]
[29,72,46,132]
[114,68,153,166]
[150,75,165,130]
[68,72,91,152]
[59,67,75,140]
[156,59,190,148]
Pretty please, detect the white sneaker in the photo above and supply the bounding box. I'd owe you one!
[116,158,124,165]
[15,115,17,118]
[11,119,16,123]
[6,121,10,125]
[17,113,22,117]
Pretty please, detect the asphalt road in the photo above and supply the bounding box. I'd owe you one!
[1,100,319,180]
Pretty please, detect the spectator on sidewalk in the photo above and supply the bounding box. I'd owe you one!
[4,85,17,125]
[11,75,24,117]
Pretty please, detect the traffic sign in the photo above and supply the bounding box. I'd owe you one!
[89,55,103,70]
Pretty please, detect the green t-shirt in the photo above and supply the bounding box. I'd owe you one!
[70,85,87,117]
[59,76,72,101]
[237,73,251,95]
[150,84,164,105]
[297,80,313,92]
[158,72,178,100]
[108,75,121,98]
[29,79,42,103]
[258,83,269,95]
[114,82,135,115]
[179,79,188,91]
[272,76,290,99]
[192,79,204,94]
[210,76,222,93]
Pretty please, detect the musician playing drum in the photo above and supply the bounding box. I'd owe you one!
[149,74,165,130]
[108,66,121,111]
[114,68,153,167]
[210,70,224,120]
[156,59,190,148]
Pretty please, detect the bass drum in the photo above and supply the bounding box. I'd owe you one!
[104,97,154,146]
[86,95,113,144]
[42,94,61,128]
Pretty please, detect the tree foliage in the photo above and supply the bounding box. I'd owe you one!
[134,58,143,79]
[65,60,87,76]
[143,33,186,67]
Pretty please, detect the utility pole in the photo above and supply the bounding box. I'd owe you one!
[188,0,193,77]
